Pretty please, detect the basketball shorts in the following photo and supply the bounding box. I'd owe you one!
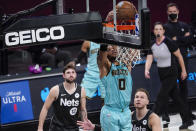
[81,74,105,98]
[100,105,132,131]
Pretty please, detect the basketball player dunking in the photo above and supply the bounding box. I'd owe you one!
[37,64,87,131]
[97,44,133,131]
[96,1,138,130]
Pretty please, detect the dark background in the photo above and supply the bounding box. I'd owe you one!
[1,0,196,28]
[1,0,196,75]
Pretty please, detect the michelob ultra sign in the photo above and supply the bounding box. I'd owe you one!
[0,80,34,124]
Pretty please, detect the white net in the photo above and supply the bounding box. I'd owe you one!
[104,11,141,68]
[116,46,141,68]
[114,13,141,68]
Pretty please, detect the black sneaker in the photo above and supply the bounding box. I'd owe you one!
[162,114,170,123]
[179,121,194,129]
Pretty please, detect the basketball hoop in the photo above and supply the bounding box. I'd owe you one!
[103,19,141,68]
[103,11,141,68]
[99,1,150,68]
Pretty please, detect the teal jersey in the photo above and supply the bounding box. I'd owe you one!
[86,42,100,76]
[101,63,132,109]
[81,42,105,98]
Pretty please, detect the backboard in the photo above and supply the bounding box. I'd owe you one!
[91,0,151,49]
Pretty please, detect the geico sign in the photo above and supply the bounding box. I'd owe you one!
[5,26,65,46]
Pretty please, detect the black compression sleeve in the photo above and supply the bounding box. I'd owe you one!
[100,44,108,51]
[75,51,86,64]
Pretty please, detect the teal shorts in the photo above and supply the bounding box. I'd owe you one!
[81,76,105,98]
[100,105,132,131]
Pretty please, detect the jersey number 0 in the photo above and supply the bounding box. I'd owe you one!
[119,79,126,90]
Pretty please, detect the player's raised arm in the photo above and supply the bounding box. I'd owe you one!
[81,41,90,53]
[97,44,110,78]
[75,41,90,64]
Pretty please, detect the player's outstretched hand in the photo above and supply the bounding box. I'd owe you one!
[77,118,95,130]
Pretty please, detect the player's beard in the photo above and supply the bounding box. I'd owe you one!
[65,77,75,84]
[107,55,116,62]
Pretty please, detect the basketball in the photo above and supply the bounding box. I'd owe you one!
[117,1,137,20]
[105,1,137,22]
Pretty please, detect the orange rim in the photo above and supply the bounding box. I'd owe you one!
[103,23,136,31]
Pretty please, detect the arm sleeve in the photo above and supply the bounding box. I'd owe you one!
[147,49,153,55]
[166,38,178,53]
[75,51,87,64]
[147,41,154,55]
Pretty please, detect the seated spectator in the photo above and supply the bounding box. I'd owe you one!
[29,43,73,68]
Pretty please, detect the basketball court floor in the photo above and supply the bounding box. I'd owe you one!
[1,111,196,131]
[162,111,196,131]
